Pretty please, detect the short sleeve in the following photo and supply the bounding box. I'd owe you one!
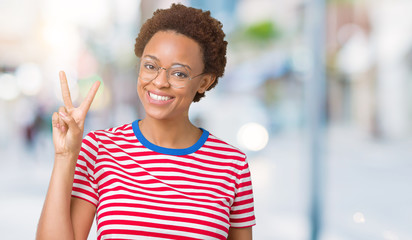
[230,160,256,228]
[71,132,99,206]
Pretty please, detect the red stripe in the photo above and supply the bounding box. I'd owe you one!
[98,220,225,240]
[71,195,98,207]
[196,150,245,161]
[98,174,233,200]
[236,188,253,198]
[230,215,256,223]
[95,156,239,183]
[100,194,230,217]
[95,160,236,191]
[232,197,254,207]
[98,210,228,232]
[98,184,231,209]
[94,133,136,140]
[72,185,98,203]
[231,206,255,215]
[97,165,235,194]
[98,228,204,240]
[101,201,230,225]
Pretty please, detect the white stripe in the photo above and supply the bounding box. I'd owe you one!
[230,211,255,219]
[72,176,97,192]
[101,234,163,240]
[191,153,245,167]
[99,197,230,221]
[98,215,227,238]
[237,184,253,192]
[97,150,242,171]
[95,159,239,181]
[96,173,234,201]
[231,202,255,211]
[98,133,137,140]
[230,220,256,228]
[98,225,224,240]
[99,190,230,214]
[200,146,246,158]
[98,205,229,228]
[72,191,98,205]
[95,166,235,196]
[148,171,234,187]
[233,194,254,203]
[99,184,228,203]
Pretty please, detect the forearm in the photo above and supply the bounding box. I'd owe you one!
[36,153,78,240]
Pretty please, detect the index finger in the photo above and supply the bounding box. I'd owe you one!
[59,71,74,108]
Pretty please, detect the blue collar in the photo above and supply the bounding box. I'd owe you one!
[132,120,209,156]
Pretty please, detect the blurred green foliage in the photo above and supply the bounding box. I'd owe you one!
[244,20,280,41]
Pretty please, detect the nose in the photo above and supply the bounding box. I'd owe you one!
[152,67,170,88]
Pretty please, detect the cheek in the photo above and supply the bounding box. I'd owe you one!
[185,85,200,101]
[137,81,146,99]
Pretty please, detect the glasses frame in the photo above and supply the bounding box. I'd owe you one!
[138,59,205,89]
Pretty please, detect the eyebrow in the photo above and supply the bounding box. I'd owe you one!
[143,55,192,70]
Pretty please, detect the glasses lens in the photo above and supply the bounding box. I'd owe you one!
[140,60,158,82]
[168,65,190,88]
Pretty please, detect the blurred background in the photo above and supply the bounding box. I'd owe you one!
[0,0,411,239]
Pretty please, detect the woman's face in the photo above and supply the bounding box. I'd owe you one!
[137,30,214,121]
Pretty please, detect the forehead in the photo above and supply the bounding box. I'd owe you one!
[142,31,203,68]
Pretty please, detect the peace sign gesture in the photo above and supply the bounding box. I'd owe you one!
[52,71,100,156]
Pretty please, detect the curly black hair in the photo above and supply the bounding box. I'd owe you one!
[135,3,227,102]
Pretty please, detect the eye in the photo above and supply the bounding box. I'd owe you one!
[172,71,189,79]
[143,62,157,71]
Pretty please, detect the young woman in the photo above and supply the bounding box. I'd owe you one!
[37,4,255,240]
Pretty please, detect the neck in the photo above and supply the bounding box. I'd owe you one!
[139,116,202,149]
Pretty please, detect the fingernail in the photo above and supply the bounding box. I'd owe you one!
[59,111,67,118]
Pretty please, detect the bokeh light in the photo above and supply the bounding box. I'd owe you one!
[0,73,20,101]
[237,122,269,151]
[353,212,366,224]
[16,63,43,96]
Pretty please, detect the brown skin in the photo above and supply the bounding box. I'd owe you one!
[36,31,252,240]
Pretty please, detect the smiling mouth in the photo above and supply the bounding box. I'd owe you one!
[148,92,173,101]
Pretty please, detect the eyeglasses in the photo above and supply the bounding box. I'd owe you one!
[138,57,204,89]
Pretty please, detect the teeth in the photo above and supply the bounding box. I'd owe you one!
[149,92,172,101]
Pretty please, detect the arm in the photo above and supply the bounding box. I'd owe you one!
[227,227,253,240]
[36,153,77,240]
[36,71,100,240]
[36,156,97,239]
[71,197,97,239]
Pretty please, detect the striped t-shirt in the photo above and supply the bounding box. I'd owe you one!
[72,120,256,240]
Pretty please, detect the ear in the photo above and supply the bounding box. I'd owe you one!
[197,74,216,94]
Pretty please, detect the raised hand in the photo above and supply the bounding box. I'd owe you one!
[52,71,100,156]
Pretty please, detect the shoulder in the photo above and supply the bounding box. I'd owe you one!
[202,131,247,162]
[86,122,135,141]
